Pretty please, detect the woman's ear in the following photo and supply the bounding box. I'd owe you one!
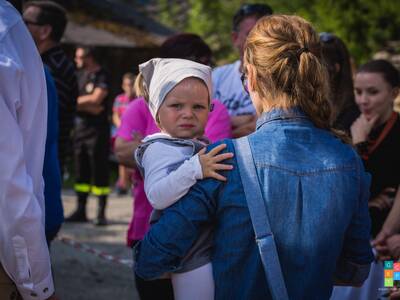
[391,87,400,100]
[246,64,257,93]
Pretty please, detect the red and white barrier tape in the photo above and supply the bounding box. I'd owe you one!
[57,236,134,268]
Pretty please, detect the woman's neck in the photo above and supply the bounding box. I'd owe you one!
[375,109,394,128]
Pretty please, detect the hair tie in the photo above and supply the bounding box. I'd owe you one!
[296,47,309,57]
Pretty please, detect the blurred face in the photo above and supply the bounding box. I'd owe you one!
[232,16,258,62]
[75,48,87,69]
[354,72,397,124]
[157,78,209,139]
[23,6,50,47]
[122,78,135,98]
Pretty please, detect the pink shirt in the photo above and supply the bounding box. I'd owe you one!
[113,93,135,118]
[117,97,232,245]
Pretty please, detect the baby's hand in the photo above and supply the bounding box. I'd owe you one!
[198,144,234,181]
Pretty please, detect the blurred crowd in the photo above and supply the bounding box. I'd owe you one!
[1,0,400,299]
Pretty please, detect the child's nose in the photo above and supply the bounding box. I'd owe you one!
[182,108,194,118]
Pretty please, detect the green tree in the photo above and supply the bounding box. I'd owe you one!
[154,0,400,65]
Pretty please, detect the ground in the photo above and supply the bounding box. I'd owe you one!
[51,190,139,300]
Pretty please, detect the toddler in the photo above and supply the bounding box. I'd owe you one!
[134,58,233,300]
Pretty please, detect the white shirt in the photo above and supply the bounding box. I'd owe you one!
[141,133,203,210]
[212,60,256,116]
[0,2,54,299]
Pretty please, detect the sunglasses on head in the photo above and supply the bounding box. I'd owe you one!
[237,4,273,17]
[319,32,336,43]
[233,3,273,30]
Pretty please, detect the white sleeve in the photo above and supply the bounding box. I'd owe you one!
[0,11,54,300]
[142,142,203,210]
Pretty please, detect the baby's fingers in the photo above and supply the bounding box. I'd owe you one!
[207,144,227,156]
[213,163,233,171]
[213,152,234,162]
[209,171,227,181]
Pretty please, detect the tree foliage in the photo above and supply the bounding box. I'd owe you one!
[154,0,400,65]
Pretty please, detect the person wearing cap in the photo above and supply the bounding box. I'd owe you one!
[212,3,273,138]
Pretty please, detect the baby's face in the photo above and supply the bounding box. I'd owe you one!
[158,78,209,139]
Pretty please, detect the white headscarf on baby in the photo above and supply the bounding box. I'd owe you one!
[138,58,213,120]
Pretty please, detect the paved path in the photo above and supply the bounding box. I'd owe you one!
[51,191,139,300]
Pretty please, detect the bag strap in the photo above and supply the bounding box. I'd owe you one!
[233,137,289,300]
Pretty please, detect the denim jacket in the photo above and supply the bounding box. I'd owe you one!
[135,108,374,300]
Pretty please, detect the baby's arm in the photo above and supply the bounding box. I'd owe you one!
[142,142,204,210]
[142,142,233,210]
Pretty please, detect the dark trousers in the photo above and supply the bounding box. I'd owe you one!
[74,122,110,191]
[131,240,174,300]
[135,275,174,300]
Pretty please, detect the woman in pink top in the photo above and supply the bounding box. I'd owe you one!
[114,33,232,300]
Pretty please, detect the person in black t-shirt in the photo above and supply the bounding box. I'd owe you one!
[66,46,110,226]
[23,1,78,176]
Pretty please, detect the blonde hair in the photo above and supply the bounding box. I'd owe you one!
[123,72,136,82]
[244,15,340,135]
[134,72,149,102]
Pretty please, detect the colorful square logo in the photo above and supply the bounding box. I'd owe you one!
[394,272,400,281]
[385,270,394,278]
[394,263,400,272]
[383,260,400,288]
[385,278,394,287]
[385,260,394,269]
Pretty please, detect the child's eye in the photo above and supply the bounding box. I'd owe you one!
[169,103,183,109]
[193,104,207,110]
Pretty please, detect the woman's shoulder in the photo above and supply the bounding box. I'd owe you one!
[207,138,236,154]
[125,97,148,112]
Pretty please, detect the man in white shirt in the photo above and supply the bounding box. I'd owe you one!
[212,3,272,138]
[0,1,56,299]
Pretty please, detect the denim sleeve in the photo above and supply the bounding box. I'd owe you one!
[134,140,232,280]
[334,156,374,285]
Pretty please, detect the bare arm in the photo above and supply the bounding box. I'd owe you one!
[77,102,104,114]
[77,87,108,106]
[373,186,400,255]
[380,186,400,234]
[112,111,121,128]
[114,136,142,168]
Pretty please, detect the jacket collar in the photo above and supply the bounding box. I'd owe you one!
[256,107,308,130]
